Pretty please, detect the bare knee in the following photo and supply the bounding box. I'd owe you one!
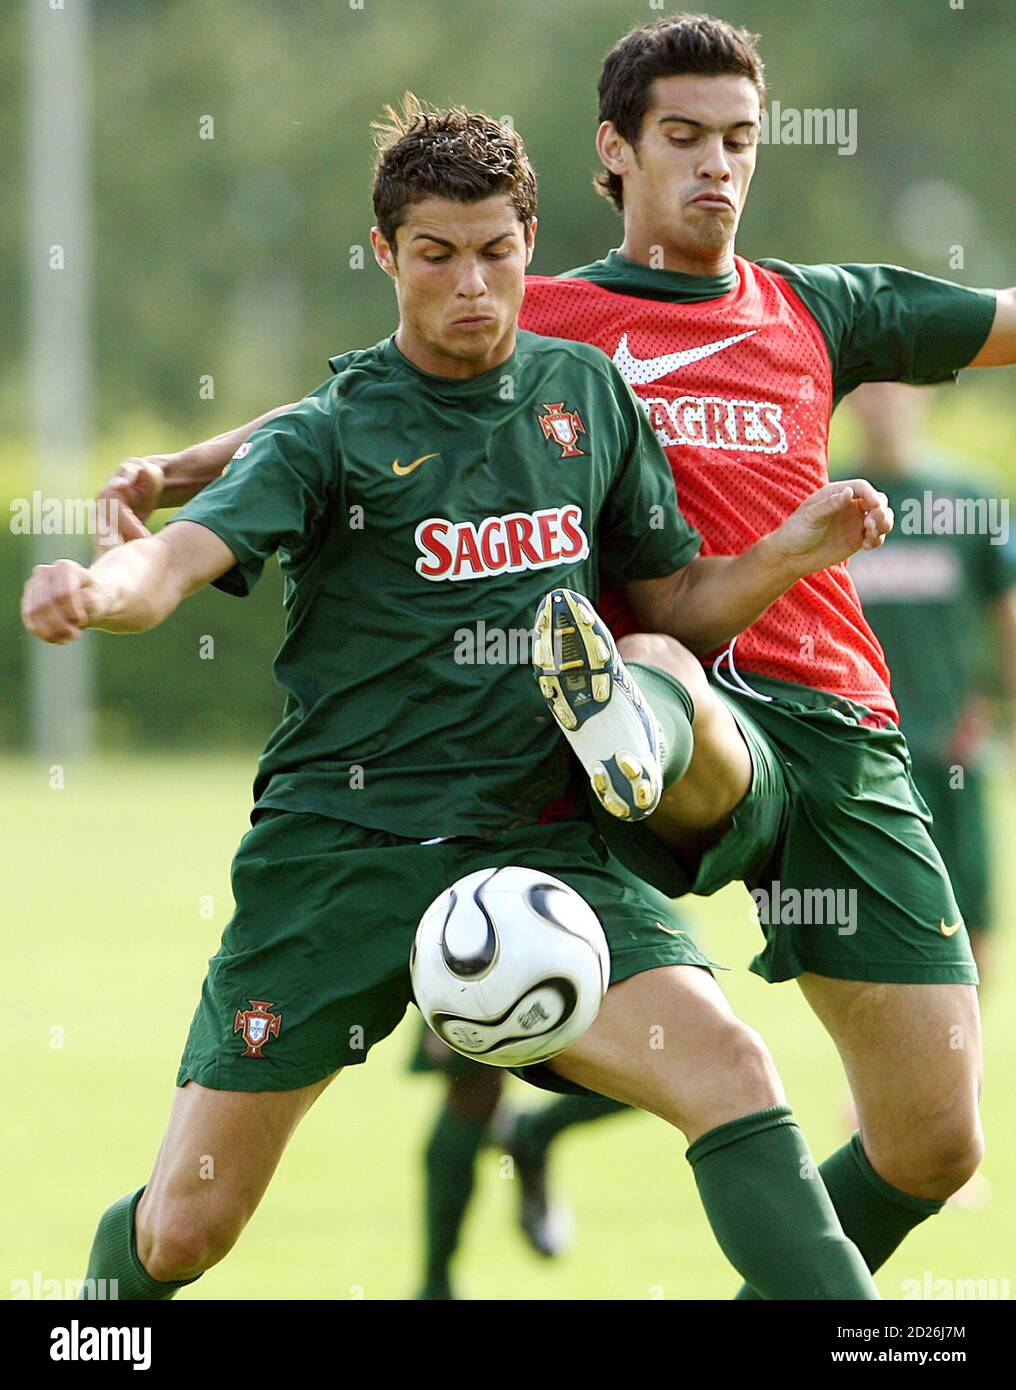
[708,1021,783,1123]
[618,632,708,700]
[550,969,786,1144]
[866,1117,984,1201]
[655,1020,784,1141]
[136,1192,243,1282]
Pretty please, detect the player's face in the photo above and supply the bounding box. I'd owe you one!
[602,74,760,267]
[372,196,536,378]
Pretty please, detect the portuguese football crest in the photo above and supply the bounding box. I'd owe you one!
[538,402,586,458]
[234,999,282,1057]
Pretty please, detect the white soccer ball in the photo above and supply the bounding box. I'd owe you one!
[410,866,611,1067]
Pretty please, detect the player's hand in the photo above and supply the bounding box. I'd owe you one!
[95,457,165,554]
[774,479,894,578]
[20,559,113,644]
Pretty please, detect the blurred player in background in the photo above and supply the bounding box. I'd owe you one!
[409,1012,627,1298]
[846,382,1016,983]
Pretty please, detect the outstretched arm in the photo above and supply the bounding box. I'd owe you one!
[969,288,1016,367]
[97,403,296,548]
[21,520,237,643]
[626,479,893,656]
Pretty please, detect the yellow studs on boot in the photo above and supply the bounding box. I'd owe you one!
[592,763,630,820]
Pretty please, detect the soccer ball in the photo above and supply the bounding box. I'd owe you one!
[410,866,611,1067]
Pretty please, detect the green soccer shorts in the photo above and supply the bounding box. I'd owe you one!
[909,755,991,933]
[177,810,717,1095]
[596,673,978,987]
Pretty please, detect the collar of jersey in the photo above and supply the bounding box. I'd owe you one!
[563,249,738,303]
[380,334,520,397]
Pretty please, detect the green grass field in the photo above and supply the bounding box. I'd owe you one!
[6,754,1015,1300]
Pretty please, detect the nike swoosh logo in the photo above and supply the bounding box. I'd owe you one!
[392,452,440,477]
[939,918,964,937]
[612,329,758,387]
[656,922,689,937]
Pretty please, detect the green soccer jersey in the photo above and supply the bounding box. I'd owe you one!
[168,330,699,838]
[845,465,1016,757]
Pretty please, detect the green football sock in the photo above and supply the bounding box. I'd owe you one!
[733,1133,943,1299]
[79,1188,198,1300]
[511,1094,628,1166]
[627,661,695,785]
[421,1107,487,1298]
[687,1106,879,1300]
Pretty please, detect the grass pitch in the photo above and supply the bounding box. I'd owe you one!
[5,754,1015,1300]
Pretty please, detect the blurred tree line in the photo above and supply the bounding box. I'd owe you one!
[2,0,1013,751]
[3,0,1013,448]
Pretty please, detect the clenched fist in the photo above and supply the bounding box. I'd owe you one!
[20,559,113,644]
[95,457,165,553]
[774,479,894,579]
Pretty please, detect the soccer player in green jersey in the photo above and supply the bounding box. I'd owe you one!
[91,17,1016,1301]
[103,19,1016,1304]
[22,99,895,1300]
[846,382,1016,982]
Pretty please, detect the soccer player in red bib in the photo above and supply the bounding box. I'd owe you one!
[520,14,1015,1297]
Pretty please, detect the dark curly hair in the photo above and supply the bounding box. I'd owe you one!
[596,14,766,212]
[372,93,538,252]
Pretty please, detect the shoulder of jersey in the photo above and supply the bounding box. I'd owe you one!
[323,343,400,408]
[753,256,848,290]
[525,272,605,296]
[517,327,617,377]
[327,341,390,380]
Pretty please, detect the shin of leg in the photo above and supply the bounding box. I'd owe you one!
[547,966,785,1142]
[618,633,752,837]
[799,975,984,1200]
[137,1074,338,1282]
